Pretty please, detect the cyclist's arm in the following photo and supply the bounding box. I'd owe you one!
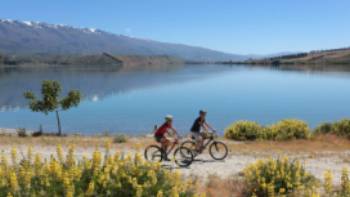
[204,122,215,132]
[170,127,179,138]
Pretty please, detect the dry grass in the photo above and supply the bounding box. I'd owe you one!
[225,134,350,156]
[1,134,349,154]
[198,174,245,197]
[0,135,154,150]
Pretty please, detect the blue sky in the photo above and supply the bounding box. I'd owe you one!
[1,0,349,54]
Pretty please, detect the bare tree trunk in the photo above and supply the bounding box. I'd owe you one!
[56,110,62,136]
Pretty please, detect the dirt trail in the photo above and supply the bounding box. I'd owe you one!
[179,152,350,185]
[1,143,348,185]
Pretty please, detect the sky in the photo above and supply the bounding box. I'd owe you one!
[1,0,350,55]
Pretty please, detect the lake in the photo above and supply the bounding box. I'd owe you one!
[1,64,350,135]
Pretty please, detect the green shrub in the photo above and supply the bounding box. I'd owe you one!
[243,157,319,197]
[113,134,128,143]
[314,119,350,138]
[16,128,27,137]
[224,121,264,140]
[314,122,333,135]
[333,119,350,138]
[269,119,310,140]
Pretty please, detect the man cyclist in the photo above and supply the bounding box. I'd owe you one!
[190,110,215,152]
[154,115,179,160]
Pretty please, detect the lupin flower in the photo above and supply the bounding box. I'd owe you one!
[157,190,163,197]
[10,148,17,165]
[56,144,64,163]
[92,150,102,169]
[0,146,196,196]
[86,181,95,196]
[323,170,333,195]
[9,171,19,193]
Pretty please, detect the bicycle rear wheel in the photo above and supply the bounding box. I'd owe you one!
[173,146,193,167]
[144,145,163,162]
[209,141,228,160]
[181,140,196,150]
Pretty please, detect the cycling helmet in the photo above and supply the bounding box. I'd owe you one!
[165,115,173,121]
[199,110,207,114]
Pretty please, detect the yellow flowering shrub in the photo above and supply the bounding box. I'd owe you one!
[314,119,350,139]
[269,119,310,140]
[0,146,196,197]
[321,168,350,197]
[338,167,350,197]
[224,121,265,140]
[323,170,333,195]
[243,157,319,197]
[225,119,311,141]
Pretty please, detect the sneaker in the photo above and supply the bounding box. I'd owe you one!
[162,152,171,161]
[195,149,202,154]
[164,157,171,161]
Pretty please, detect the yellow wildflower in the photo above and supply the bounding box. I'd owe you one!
[86,181,95,196]
[323,170,333,195]
[9,171,19,192]
[10,147,17,165]
[92,150,102,168]
[56,144,64,163]
[157,190,163,197]
[170,186,179,197]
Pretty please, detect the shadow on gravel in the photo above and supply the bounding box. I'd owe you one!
[193,158,225,163]
[161,163,191,170]
[159,158,225,170]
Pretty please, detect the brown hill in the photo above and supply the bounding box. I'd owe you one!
[246,47,350,65]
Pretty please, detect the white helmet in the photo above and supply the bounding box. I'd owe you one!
[165,115,173,121]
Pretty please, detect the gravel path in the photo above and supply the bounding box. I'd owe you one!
[178,152,350,185]
[1,144,349,185]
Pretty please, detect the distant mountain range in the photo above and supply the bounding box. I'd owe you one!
[0,19,248,62]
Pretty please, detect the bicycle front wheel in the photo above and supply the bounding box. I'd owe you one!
[173,146,193,167]
[209,141,228,160]
[144,145,163,162]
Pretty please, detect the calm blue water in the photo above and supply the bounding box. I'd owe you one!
[1,64,350,135]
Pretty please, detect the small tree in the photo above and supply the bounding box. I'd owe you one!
[24,80,81,136]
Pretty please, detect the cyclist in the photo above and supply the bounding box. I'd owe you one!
[190,110,215,152]
[154,115,179,160]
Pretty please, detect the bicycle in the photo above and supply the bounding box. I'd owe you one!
[181,130,228,160]
[144,137,194,167]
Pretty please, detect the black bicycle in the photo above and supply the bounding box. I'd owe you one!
[144,139,194,167]
[181,131,228,160]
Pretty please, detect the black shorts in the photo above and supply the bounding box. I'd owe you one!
[155,135,163,142]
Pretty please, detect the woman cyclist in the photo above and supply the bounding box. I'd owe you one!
[154,115,179,160]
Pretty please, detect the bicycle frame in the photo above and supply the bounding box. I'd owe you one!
[201,137,214,149]
[162,137,184,157]
[189,131,217,151]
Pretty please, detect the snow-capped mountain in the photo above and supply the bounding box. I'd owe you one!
[0,19,247,61]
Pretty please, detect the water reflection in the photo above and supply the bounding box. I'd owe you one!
[1,64,350,134]
[0,64,229,110]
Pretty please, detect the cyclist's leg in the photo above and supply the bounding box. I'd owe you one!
[167,137,178,155]
[192,132,203,152]
[198,134,204,151]
[155,135,165,150]
[160,137,170,159]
